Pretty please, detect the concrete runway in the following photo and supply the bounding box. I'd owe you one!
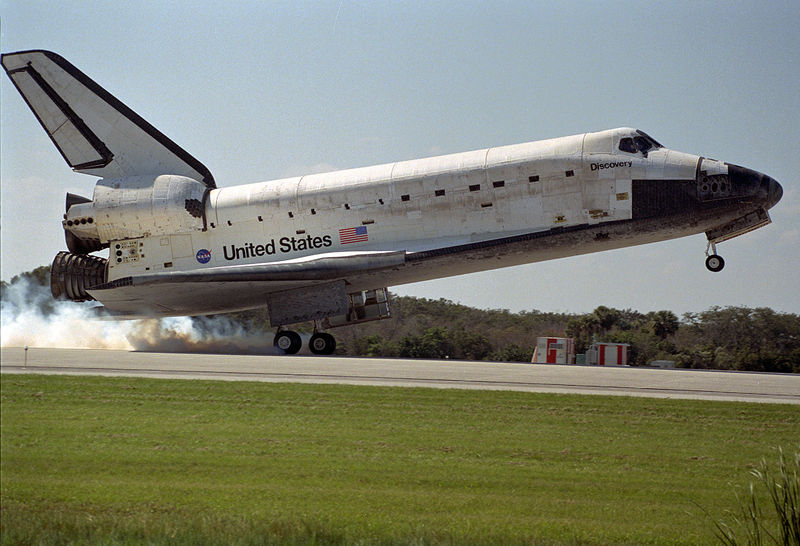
[1,346,798,404]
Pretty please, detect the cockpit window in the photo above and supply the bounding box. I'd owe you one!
[619,137,636,153]
[635,130,663,149]
[618,131,663,155]
[634,136,652,154]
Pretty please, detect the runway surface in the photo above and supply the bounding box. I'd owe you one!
[1,346,798,404]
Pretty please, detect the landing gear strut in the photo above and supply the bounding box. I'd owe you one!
[705,242,725,272]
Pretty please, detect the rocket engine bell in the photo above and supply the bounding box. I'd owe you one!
[50,251,108,301]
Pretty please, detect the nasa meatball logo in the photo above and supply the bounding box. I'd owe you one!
[196,248,212,264]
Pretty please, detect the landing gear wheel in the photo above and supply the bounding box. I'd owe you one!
[705,254,725,272]
[274,330,302,354]
[309,332,336,355]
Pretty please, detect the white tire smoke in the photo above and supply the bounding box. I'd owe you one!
[1,278,282,354]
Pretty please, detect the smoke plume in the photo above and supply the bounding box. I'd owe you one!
[1,277,280,354]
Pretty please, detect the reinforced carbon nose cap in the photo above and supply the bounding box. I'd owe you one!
[726,164,782,209]
[767,177,783,209]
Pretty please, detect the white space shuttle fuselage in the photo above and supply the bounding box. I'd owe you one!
[106,130,641,277]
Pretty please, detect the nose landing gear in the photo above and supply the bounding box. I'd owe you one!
[705,242,725,272]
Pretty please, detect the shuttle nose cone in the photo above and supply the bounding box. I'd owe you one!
[727,164,783,210]
[766,177,783,209]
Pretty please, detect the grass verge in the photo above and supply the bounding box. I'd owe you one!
[1,373,799,544]
[708,447,799,545]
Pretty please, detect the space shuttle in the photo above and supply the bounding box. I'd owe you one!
[2,50,783,354]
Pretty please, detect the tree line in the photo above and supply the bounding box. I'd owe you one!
[324,300,799,372]
[3,266,799,372]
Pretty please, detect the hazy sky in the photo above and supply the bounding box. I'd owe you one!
[2,1,798,315]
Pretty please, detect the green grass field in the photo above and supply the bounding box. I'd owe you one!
[1,374,798,545]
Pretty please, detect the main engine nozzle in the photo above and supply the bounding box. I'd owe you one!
[51,251,108,301]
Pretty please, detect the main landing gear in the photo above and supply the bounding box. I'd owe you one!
[705,242,725,272]
[308,332,336,355]
[273,327,337,355]
[273,330,302,354]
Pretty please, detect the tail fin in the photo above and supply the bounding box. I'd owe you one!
[1,50,215,188]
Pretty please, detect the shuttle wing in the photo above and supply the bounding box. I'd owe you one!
[87,251,406,318]
[1,50,215,187]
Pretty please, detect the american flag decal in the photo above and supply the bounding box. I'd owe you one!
[339,225,368,244]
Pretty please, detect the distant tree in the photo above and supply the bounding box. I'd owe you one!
[566,314,601,352]
[398,327,454,359]
[615,309,648,331]
[677,307,800,372]
[650,310,679,340]
[351,334,398,357]
[453,330,493,360]
[8,265,51,287]
[488,344,533,363]
[592,306,621,333]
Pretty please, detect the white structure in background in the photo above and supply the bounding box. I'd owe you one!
[531,337,576,364]
[649,360,676,368]
[586,342,629,366]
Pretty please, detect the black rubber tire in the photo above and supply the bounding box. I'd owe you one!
[309,332,336,355]
[705,254,725,272]
[274,331,302,354]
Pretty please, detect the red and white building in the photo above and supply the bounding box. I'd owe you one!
[586,342,629,366]
[531,337,576,365]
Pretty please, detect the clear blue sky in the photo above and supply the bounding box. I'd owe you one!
[2,1,798,315]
